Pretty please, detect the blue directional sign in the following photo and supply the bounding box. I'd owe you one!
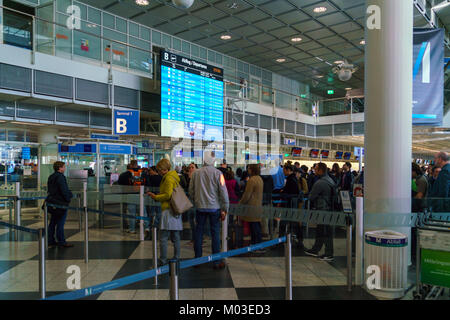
[114,110,140,135]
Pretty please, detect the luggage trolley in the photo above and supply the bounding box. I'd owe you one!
[414,213,450,300]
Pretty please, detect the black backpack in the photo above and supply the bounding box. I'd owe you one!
[329,182,341,211]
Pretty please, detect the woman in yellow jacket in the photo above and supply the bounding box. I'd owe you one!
[148,159,182,266]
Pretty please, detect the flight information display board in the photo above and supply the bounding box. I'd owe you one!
[160,51,224,141]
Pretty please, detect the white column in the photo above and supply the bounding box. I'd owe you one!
[364,0,413,264]
[38,129,59,189]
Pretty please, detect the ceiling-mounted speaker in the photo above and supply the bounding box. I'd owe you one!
[172,0,195,9]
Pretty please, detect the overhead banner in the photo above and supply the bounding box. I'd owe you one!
[413,28,444,126]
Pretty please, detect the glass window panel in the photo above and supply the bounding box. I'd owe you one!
[7,130,25,142]
[191,44,199,57]
[103,28,127,67]
[87,7,101,25]
[172,37,181,51]
[0,100,15,116]
[55,12,72,56]
[129,22,139,38]
[103,13,115,29]
[152,30,161,45]
[215,53,222,65]
[140,26,150,41]
[199,47,207,59]
[56,0,71,13]
[116,17,127,33]
[74,20,101,61]
[182,41,190,54]
[162,33,171,49]
[208,50,215,63]
[17,103,54,120]
[72,1,87,20]
[129,36,148,50]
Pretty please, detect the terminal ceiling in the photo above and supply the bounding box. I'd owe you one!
[78,0,450,98]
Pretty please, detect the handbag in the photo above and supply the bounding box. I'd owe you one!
[169,176,193,216]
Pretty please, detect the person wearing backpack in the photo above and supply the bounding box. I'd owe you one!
[305,162,337,261]
[147,159,182,266]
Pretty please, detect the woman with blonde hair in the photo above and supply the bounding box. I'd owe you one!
[148,159,182,266]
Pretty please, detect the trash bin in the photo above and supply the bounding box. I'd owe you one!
[364,230,408,299]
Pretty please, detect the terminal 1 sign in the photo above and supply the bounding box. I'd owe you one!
[113,110,140,135]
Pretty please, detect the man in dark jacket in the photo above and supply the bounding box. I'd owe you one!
[279,164,304,250]
[305,163,337,261]
[339,162,353,191]
[429,152,450,212]
[47,161,73,248]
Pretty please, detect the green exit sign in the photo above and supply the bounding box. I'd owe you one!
[300,94,307,98]
[327,90,334,95]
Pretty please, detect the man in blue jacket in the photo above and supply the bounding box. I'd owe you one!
[429,152,450,212]
[47,161,73,248]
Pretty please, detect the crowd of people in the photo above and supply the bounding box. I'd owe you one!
[44,151,450,268]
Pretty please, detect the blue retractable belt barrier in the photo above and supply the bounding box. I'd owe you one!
[0,221,39,234]
[18,197,47,201]
[87,208,151,222]
[45,236,286,300]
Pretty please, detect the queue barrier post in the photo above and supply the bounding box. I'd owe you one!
[169,259,179,300]
[152,226,158,286]
[8,198,13,226]
[221,213,228,254]
[346,214,353,292]
[83,182,89,264]
[139,186,144,242]
[355,197,364,286]
[15,182,21,241]
[38,228,46,299]
[285,233,292,300]
[78,197,82,233]
[44,203,48,251]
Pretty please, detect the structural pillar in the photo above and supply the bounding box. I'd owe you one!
[364,0,413,264]
[38,129,59,189]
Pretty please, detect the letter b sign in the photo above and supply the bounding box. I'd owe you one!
[114,110,139,135]
[116,119,127,134]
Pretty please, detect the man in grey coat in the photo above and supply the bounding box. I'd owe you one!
[189,151,229,269]
[304,162,337,261]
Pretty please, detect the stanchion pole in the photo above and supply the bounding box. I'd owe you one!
[153,226,158,286]
[44,203,48,251]
[78,197,82,232]
[15,182,21,241]
[38,228,46,299]
[285,233,292,300]
[120,202,124,232]
[221,213,228,253]
[139,186,144,241]
[346,214,353,292]
[8,198,13,225]
[355,197,364,286]
[169,259,179,300]
[83,182,89,264]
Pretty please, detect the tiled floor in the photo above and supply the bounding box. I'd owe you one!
[0,216,432,300]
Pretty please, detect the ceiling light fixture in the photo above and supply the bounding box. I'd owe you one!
[276,58,286,63]
[315,57,324,61]
[360,40,366,45]
[135,0,149,5]
[315,75,324,78]
[220,35,232,40]
[313,6,327,13]
[345,88,352,90]
[291,37,302,42]
[228,2,239,9]
[334,60,344,64]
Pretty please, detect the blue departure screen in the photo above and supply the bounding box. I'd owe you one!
[160,51,224,141]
